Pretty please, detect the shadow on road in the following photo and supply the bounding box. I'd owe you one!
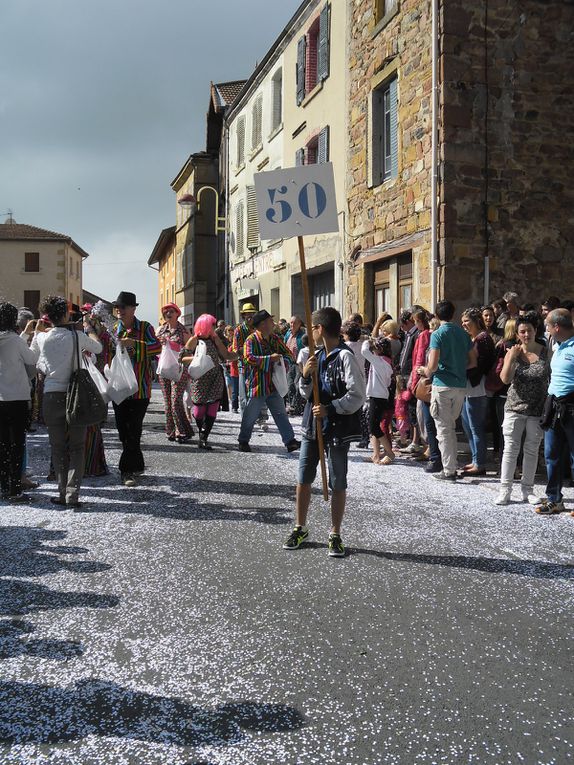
[0,526,119,660]
[0,681,306,746]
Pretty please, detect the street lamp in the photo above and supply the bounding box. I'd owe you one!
[178,187,225,235]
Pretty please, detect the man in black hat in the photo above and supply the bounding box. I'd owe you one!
[110,292,161,486]
[238,310,300,453]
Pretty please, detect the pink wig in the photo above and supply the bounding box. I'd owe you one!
[194,313,217,338]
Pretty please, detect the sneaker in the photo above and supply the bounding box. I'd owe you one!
[283,526,309,550]
[122,474,136,487]
[238,442,252,452]
[328,533,345,557]
[286,439,301,453]
[535,498,564,515]
[399,443,423,455]
[433,471,457,482]
[424,460,443,473]
[494,488,512,505]
[521,487,543,505]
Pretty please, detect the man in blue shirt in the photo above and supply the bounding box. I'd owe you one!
[535,308,574,515]
[417,300,476,480]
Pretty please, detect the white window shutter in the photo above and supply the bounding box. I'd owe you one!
[318,4,330,82]
[236,202,245,256]
[237,117,245,167]
[295,148,305,166]
[318,125,330,164]
[272,72,282,131]
[246,186,260,250]
[389,78,398,179]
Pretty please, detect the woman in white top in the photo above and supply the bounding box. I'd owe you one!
[32,296,102,507]
[361,336,395,465]
[0,303,40,502]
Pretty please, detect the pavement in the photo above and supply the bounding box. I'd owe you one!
[0,388,573,765]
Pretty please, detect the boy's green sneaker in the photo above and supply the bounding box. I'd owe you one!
[283,526,309,550]
[328,533,345,558]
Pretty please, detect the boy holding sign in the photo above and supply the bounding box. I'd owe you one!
[283,307,366,557]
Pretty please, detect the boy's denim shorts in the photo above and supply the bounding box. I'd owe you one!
[298,437,350,491]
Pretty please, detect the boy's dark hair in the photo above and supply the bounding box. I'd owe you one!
[40,295,68,324]
[312,307,342,338]
[492,298,507,312]
[300,333,309,348]
[542,296,560,310]
[561,299,574,312]
[435,300,456,322]
[348,312,363,325]
[341,320,362,342]
[0,302,18,333]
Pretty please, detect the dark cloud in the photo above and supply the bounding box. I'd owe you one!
[0,0,301,320]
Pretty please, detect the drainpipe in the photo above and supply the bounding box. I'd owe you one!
[430,0,439,309]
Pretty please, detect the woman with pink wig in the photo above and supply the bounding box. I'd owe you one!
[181,314,237,449]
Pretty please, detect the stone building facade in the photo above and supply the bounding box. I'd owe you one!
[347,0,574,322]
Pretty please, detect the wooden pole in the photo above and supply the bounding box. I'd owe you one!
[297,235,329,502]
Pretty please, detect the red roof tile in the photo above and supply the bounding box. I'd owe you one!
[0,222,89,258]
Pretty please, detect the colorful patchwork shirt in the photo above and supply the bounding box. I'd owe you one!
[113,318,161,399]
[243,330,294,399]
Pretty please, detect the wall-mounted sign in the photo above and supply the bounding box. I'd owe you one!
[254,163,339,240]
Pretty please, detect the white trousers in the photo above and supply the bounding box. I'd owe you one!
[430,386,466,475]
[500,410,543,490]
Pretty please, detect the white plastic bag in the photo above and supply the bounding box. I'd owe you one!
[272,359,289,397]
[85,355,110,404]
[187,340,215,380]
[106,344,139,404]
[157,343,183,382]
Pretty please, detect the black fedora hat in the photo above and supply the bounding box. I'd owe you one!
[252,309,273,327]
[114,291,138,307]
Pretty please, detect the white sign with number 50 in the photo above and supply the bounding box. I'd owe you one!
[254,163,339,241]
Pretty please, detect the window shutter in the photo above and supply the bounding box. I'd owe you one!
[236,202,245,256]
[305,32,318,93]
[272,72,282,131]
[296,36,306,105]
[389,78,398,179]
[318,125,330,164]
[295,148,305,166]
[246,186,260,250]
[237,116,245,167]
[370,89,384,186]
[318,4,330,82]
[251,96,262,149]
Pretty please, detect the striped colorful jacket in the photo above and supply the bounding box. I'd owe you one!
[231,321,251,372]
[243,330,294,399]
[114,318,161,400]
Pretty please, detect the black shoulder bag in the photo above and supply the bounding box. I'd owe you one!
[66,330,107,427]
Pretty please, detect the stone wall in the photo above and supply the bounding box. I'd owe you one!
[440,0,574,305]
[346,0,433,319]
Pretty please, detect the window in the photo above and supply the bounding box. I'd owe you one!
[271,69,283,133]
[271,288,280,320]
[374,264,390,318]
[69,258,73,275]
[296,126,329,166]
[246,186,260,251]
[398,256,413,313]
[23,290,40,317]
[235,201,245,257]
[371,77,398,185]
[375,0,398,23]
[24,252,39,272]
[251,95,263,150]
[371,253,412,319]
[236,116,246,168]
[296,3,330,105]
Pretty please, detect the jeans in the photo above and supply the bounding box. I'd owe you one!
[44,392,87,503]
[430,386,466,475]
[461,395,489,469]
[500,410,543,491]
[421,400,441,464]
[298,437,349,491]
[229,376,239,411]
[544,413,574,502]
[239,370,267,421]
[0,400,28,497]
[113,398,149,474]
[238,391,295,445]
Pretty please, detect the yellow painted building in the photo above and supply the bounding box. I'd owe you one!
[0,219,87,316]
[147,226,177,326]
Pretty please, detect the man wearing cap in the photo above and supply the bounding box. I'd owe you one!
[238,310,300,453]
[231,303,269,429]
[111,291,161,486]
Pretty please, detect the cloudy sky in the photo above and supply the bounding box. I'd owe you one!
[1,0,301,322]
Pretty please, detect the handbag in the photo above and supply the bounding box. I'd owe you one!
[105,343,139,405]
[187,340,215,380]
[157,343,183,382]
[414,375,432,403]
[66,331,108,427]
[272,359,289,397]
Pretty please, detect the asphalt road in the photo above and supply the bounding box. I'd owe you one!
[0,389,572,764]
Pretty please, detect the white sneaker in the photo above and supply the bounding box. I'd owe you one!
[495,489,511,505]
[527,493,544,506]
[399,443,423,455]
